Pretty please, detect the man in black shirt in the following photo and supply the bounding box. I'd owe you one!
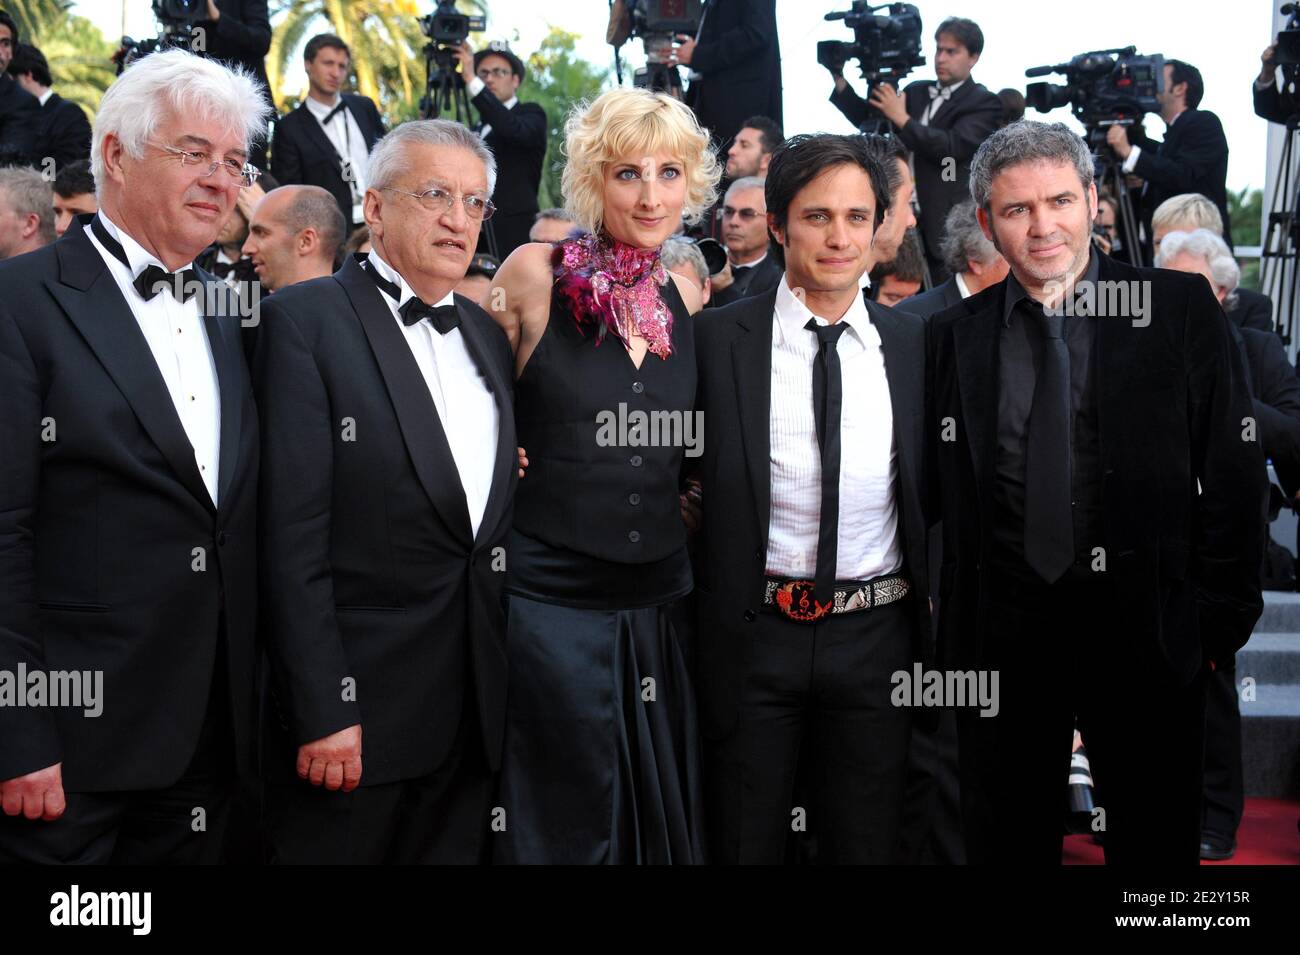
[928,120,1266,864]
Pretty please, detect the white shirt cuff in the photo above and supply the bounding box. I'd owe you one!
[1256,75,1276,91]
[1122,145,1141,174]
[467,76,485,98]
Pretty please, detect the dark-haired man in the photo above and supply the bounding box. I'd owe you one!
[7,42,91,170]
[271,34,385,229]
[51,159,97,238]
[1106,59,1230,259]
[0,10,38,166]
[725,115,783,180]
[829,17,1000,280]
[869,228,925,306]
[692,133,930,864]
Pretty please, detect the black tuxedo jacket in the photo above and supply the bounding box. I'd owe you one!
[1227,286,1273,334]
[1132,109,1231,251]
[254,256,517,784]
[1254,76,1299,125]
[0,72,39,165]
[200,0,272,105]
[1233,323,1300,498]
[707,252,783,308]
[472,92,547,261]
[0,216,260,790]
[831,77,1000,268]
[691,287,931,738]
[35,92,91,169]
[686,0,782,150]
[270,94,385,224]
[895,274,963,320]
[926,255,1266,681]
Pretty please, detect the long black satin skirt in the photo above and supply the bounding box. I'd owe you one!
[494,532,706,864]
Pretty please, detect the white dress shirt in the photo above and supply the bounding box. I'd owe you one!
[955,271,972,299]
[37,88,53,107]
[366,250,499,538]
[305,94,370,212]
[921,77,966,126]
[87,213,221,505]
[466,76,517,140]
[765,277,902,581]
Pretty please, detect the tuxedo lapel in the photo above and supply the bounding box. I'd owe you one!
[952,290,1002,504]
[452,295,516,548]
[199,273,244,509]
[49,219,215,512]
[731,287,778,541]
[338,259,474,546]
[296,103,343,175]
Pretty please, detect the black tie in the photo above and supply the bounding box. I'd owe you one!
[808,318,851,606]
[399,298,460,334]
[322,101,348,124]
[1023,305,1074,582]
[91,215,198,302]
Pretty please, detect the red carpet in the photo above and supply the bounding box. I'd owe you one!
[1062,798,1300,864]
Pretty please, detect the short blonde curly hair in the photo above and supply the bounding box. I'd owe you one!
[560,87,720,235]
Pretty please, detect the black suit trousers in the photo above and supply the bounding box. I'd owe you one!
[1201,658,1243,839]
[705,597,914,864]
[958,568,1207,865]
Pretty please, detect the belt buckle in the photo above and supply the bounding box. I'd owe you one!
[774,580,834,622]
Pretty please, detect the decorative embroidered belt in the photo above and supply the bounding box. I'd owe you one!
[761,573,911,623]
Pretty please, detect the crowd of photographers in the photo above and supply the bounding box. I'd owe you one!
[0,0,1296,865]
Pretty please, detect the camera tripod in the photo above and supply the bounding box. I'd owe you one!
[1091,123,1145,268]
[1260,116,1300,344]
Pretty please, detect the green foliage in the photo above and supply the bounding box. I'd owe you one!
[7,0,117,121]
[1229,187,1263,291]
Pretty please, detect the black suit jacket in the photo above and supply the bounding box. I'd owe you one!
[254,256,517,785]
[35,92,91,170]
[472,92,547,261]
[831,77,1001,270]
[0,216,260,790]
[895,274,963,320]
[0,72,39,165]
[1133,109,1231,251]
[1233,323,1300,498]
[926,255,1266,681]
[1254,76,1299,125]
[270,94,385,225]
[691,287,931,738]
[1227,286,1273,334]
[707,252,783,308]
[685,0,782,150]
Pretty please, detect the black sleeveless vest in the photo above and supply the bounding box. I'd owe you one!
[512,277,697,564]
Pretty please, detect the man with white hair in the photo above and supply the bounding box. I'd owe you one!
[0,166,54,259]
[256,119,517,864]
[0,49,269,864]
[1151,193,1274,333]
[1157,226,1300,862]
[896,200,1007,320]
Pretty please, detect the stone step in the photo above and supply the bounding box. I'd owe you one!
[1254,591,1300,633]
[1237,633,1300,684]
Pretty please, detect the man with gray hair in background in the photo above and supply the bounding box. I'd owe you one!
[255,119,518,863]
[927,120,1266,864]
[708,175,780,307]
[0,166,53,259]
[896,200,1006,320]
[0,48,269,864]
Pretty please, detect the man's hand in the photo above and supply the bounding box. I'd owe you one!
[867,83,909,127]
[297,724,362,792]
[206,0,221,22]
[711,261,734,291]
[235,180,266,223]
[1262,43,1279,84]
[667,34,696,68]
[0,762,65,821]
[1092,231,1113,256]
[455,41,476,81]
[517,446,529,478]
[681,478,703,534]
[1105,124,1132,160]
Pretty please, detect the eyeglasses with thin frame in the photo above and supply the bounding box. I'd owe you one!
[476,67,513,80]
[723,205,763,221]
[382,185,496,220]
[150,141,260,188]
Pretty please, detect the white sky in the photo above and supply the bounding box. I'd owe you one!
[77,0,1279,191]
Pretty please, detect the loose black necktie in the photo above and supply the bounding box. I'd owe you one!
[91,215,197,302]
[1023,305,1075,582]
[808,318,851,606]
[322,101,348,124]
[362,258,460,334]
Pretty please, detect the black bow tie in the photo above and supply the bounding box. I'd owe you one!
[399,298,460,334]
[91,215,198,302]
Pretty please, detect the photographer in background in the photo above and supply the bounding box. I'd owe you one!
[455,40,546,261]
[1105,59,1230,259]
[829,17,1000,281]
[193,1,273,167]
[0,10,38,166]
[666,0,782,153]
[1255,40,1300,124]
[7,43,91,170]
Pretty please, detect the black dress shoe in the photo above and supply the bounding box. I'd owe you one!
[1199,831,1236,861]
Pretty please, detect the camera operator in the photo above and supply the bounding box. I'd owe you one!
[0,10,39,166]
[194,2,272,166]
[828,16,1000,281]
[1255,41,1300,124]
[454,40,547,261]
[1105,59,1230,257]
[271,34,385,230]
[666,0,782,153]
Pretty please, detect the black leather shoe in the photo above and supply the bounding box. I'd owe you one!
[1199,831,1236,861]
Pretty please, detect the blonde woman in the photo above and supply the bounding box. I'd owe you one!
[488,87,720,863]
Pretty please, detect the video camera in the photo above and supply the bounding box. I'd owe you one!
[817,2,925,89]
[419,0,487,47]
[618,0,703,93]
[115,0,209,74]
[1025,46,1164,148]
